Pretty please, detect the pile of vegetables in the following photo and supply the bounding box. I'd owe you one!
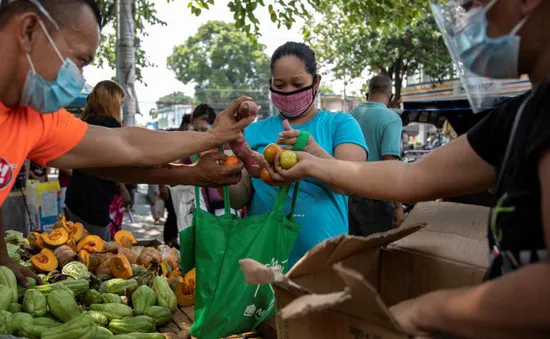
[1,220,197,338]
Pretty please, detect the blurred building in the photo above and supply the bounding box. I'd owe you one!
[153,104,194,130]
[319,95,362,113]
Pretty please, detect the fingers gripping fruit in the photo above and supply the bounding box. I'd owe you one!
[228,101,267,178]
[263,143,283,165]
[221,155,240,167]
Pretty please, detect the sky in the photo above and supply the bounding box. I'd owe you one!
[83,1,365,125]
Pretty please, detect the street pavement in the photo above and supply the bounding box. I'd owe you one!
[121,186,165,243]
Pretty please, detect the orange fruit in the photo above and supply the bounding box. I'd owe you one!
[260,168,273,183]
[222,156,240,167]
[263,143,283,164]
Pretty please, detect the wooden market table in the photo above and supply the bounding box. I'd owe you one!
[160,306,264,339]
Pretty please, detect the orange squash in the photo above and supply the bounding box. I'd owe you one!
[65,222,86,242]
[86,253,114,272]
[95,257,114,276]
[159,245,179,271]
[103,241,122,254]
[53,214,67,230]
[65,239,77,251]
[42,228,70,248]
[76,235,104,253]
[175,268,195,307]
[114,230,136,249]
[31,248,58,273]
[109,254,133,279]
[78,249,89,265]
[28,232,44,250]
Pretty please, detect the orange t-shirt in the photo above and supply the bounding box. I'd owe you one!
[0,102,88,205]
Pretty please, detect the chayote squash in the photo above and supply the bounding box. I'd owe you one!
[152,277,176,311]
[22,289,47,317]
[143,306,171,326]
[17,322,49,339]
[0,285,13,311]
[94,326,114,338]
[47,288,79,322]
[17,277,37,300]
[62,261,91,280]
[85,310,108,326]
[83,289,104,306]
[102,293,123,304]
[8,303,21,313]
[33,317,62,328]
[89,304,133,321]
[0,266,18,303]
[41,314,98,339]
[131,286,156,315]
[0,310,14,335]
[113,333,165,339]
[100,279,138,295]
[34,281,74,297]
[108,316,155,334]
[12,312,33,331]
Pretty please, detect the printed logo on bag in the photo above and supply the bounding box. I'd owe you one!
[243,304,257,317]
[0,158,15,191]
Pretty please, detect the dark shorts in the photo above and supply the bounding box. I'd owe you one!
[348,196,395,237]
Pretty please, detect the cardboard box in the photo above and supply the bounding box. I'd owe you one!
[241,201,490,339]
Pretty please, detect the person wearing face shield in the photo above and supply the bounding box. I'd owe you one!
[272,0,550,337]
[0,0,254,286]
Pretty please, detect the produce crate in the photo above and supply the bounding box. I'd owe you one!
[160,306,263,339]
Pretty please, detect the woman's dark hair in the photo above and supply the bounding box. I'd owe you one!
[178,114,191,131]
[192,104,216,125]
[271,42,317,76]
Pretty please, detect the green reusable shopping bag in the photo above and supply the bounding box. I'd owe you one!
[179,132,309,339]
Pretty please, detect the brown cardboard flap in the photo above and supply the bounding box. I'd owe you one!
[395,201,490,268]
[288,224,425,279]
[280,289,352,320]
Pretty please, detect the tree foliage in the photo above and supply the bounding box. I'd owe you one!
[167,21,271,115]
[303,3,453,99]
[188,0,430,36]
[93,0,168,83]
[156,91,195,108]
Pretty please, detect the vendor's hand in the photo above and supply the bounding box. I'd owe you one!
[389,297,432,337]
[194,151,244,187]
[273,151,317,182]
[277,120,330,159]
[1,257,41,287]
[262,162,295,187]
[210,97,256,144]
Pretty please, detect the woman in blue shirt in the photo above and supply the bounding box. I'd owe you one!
[226,42,368,267]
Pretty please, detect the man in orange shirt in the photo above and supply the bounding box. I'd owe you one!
[0,0,252,285]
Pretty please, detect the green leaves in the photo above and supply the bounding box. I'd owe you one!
[166,21,270,113]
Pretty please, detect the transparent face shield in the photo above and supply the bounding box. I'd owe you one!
[430,0,505,113]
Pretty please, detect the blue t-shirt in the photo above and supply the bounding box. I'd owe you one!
[244,110,368,267]
[350,102,402,162]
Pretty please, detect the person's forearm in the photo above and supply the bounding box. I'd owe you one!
[415,263,550,338]
[118,127,222,167]
[84,164,203,185]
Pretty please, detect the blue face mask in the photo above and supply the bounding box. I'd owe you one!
[453,0,528,79]
[19,15,85,113]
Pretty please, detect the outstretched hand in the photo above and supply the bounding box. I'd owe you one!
[272,150,317,182]
[211,97,256,144]
[277,120,329,158]
[194,151,244,187]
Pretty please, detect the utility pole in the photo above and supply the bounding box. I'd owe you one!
[116,0,137,126]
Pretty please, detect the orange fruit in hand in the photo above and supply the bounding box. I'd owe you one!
[222,155,240,167]
[280,151,298,169]
[260,168,273,183]
[263,143,283,164]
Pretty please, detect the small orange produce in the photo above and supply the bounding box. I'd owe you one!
[260,168,273,183]
[28,232,44,250]
[222,155,240,167]
[263,143,283,164]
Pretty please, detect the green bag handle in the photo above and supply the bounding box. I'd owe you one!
[194,130,310,218]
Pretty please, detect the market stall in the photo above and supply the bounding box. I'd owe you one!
[0,216,263,339]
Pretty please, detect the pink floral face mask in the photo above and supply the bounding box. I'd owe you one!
[270,81,316,119]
